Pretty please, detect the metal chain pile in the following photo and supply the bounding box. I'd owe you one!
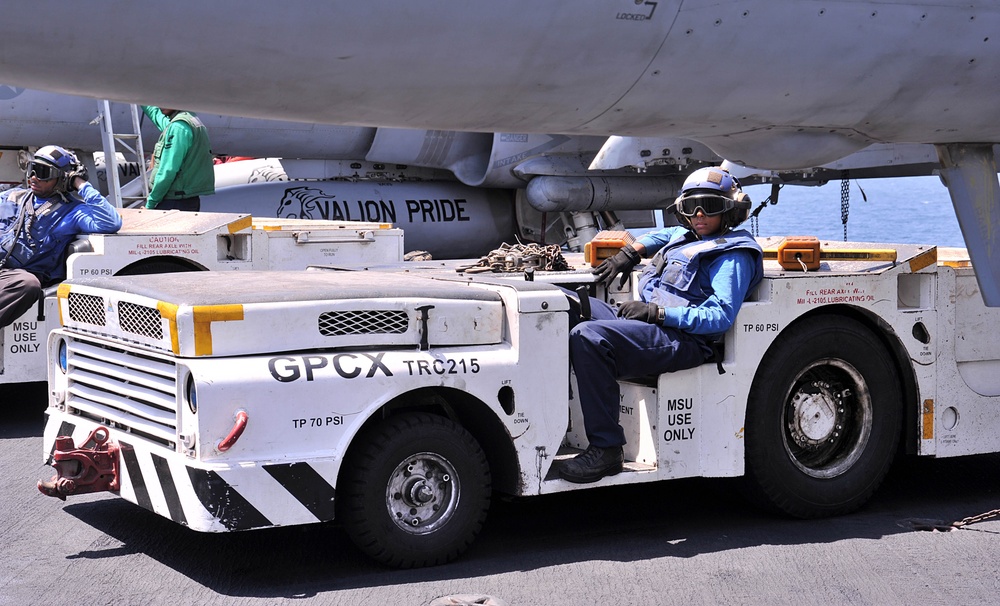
[458,242,572,274]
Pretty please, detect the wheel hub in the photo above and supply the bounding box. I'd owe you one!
[782,359,874,479]
[386,452,459,535]
[787,381,848,449]
[406,478,436,505]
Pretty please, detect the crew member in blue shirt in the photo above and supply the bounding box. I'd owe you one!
[0,145,122,328]
[561,166,765,483]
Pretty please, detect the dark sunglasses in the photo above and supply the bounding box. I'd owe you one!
[27,162,60,181]
[676,194,732,217]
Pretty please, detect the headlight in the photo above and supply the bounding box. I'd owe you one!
[185,374,198,414]
[57,338,68,374]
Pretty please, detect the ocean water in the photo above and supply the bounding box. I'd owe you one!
[741,176,966,248]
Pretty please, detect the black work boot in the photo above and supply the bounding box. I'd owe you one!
[559,444,624,483]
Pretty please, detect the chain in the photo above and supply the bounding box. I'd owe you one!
[458,242,572,274]
[902,507,1000,532]
[952,507,1000,530]
[748,183,782,237]
[840,170,850,241]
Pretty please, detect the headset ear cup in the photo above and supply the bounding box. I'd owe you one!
[671,193,688,227]
[733,191,751,222]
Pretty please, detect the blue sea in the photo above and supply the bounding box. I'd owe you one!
[741,176,965,248]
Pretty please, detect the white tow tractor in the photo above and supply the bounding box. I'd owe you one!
[37,235,1000,567]
[0,208,402,385]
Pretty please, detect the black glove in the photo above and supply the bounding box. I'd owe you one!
[618,300,661,324]
[64,165,89,191]
[593,245,641,289]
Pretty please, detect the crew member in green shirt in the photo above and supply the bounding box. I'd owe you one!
[142,106,215,211]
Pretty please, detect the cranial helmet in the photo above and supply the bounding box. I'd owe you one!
[27,145,79,191]
[34,145,78,170]
[672,166,752,232]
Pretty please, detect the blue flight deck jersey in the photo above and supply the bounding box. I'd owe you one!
[0,183,122,282]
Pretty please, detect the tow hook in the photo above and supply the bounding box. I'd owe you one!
[217,409,249,452]
[38,426,120,501]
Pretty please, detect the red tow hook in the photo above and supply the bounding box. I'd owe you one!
[217,410,249,452]
[38,426,120,501]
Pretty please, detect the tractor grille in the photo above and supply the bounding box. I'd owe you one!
[67,292,106,326]
[118,301,164,340]
[65,292,169,351]
[64,336,178,447]
[318,309,408,336]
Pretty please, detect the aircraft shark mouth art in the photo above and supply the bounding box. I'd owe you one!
[0,85,25,100]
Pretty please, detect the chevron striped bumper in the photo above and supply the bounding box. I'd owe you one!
[43,412,340,532]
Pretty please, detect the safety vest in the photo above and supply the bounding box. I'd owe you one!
[638,229,764,309]
[151,111,215,199]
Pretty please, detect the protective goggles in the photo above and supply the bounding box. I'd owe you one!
[27,162,60,181]
[675,193,733,217]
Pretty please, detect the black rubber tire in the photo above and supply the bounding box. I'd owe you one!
[115,259,199,276]
[338,412,491,568]
[744,315,901,518]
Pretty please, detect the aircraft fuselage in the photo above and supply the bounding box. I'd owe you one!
[1,2,997,169]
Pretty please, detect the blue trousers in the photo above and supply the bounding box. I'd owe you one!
[569,297,711,448]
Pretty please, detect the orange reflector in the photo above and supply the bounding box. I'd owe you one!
[776,236,821,271]
[584,230,636,267]
[922,399,934,440]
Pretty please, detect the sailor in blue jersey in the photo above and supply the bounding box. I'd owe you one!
[0,145,122,328]
[561,166,765,483]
